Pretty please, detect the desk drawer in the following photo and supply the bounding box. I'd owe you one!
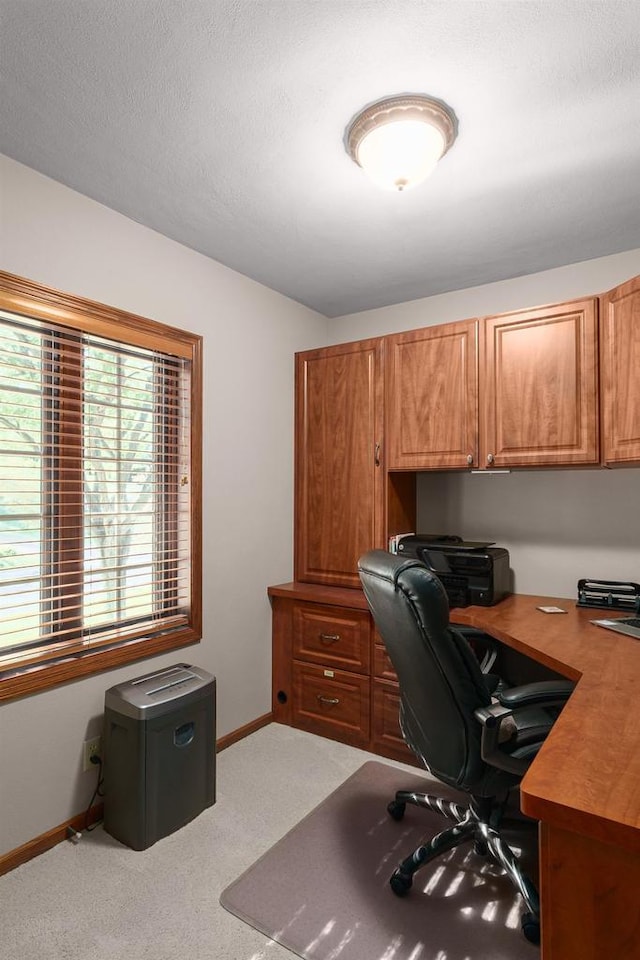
[292,661,370,748]
[372,679,419,766]
[292,603,371,673]
[373,640,397,682]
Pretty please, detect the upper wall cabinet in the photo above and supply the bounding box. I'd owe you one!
[294,339,385,588]
[480,299,599,468]
[600,275,640,465]
[386,319,479,469]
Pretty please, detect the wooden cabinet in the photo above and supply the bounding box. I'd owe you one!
[272,591,371,749]
[386,319,478,469]
[481,298,599,467]
[385,298,599,472]
[278,278,637,769]
[600,275,640,465]
[269,583,418,764]
[294,338,384,588]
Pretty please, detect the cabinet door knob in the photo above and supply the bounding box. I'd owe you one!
[317,695,340,705]
[374,442,381,467]
[487,453,494,464]
[319,633,340,643]
[467,454,474,465]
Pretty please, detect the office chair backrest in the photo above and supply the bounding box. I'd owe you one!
[358,549,495,793]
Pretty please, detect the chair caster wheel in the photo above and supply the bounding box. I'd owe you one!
[387,800,406,821]
[390,870,413,896]
[521,912,540,944]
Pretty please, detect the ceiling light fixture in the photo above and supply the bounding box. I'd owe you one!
[346,94,457,192]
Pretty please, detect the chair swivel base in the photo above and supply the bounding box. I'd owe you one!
[387,790,541,945]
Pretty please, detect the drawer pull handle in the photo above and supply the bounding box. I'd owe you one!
[317,695,340,705]
[320,633,340,643]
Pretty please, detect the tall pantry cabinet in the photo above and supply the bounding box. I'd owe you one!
[294,338,385,588]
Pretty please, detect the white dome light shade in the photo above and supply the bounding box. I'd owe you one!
[346,95,457,192]
[357,120,446,191]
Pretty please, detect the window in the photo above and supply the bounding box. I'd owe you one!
[0,272,202,701]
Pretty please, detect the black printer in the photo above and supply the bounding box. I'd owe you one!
[395,534,511,608]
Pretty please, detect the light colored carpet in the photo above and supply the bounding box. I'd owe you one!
[0,724,418,960]
[221,760,538,960]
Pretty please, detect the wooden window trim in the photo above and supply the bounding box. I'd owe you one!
[0,271,203,703]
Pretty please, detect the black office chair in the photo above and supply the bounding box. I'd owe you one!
[358,549,574,944]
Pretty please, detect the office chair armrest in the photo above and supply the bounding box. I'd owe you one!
[475,701,565,777]
[495,680,575,709]
[475,679,574,776]
[475,702,513,731]
[474,703,529,775]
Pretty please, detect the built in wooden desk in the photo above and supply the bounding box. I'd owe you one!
[451,594,640,960]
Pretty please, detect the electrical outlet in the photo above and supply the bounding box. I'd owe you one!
[82,735,102,772]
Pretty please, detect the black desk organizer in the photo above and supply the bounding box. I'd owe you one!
[577,579,640,613]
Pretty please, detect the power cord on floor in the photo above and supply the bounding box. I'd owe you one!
[84,754,105,832]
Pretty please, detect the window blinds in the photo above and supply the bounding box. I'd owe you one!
[0,309,192,669]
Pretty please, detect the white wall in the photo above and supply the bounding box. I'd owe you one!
[330,248,640,600]
[417,469,640,599]
[328,248,640,342]
[0,155,328,855]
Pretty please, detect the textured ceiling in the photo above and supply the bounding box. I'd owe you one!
[2,1,640,317]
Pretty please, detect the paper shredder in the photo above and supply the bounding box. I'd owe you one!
[103,663,215,850]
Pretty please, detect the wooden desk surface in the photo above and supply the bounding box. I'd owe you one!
[451,595,640,853]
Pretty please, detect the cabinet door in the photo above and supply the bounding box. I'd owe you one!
[295,339,384,587]
[386,319,478,469]
[481,299,598,467]
[600,276,640,465]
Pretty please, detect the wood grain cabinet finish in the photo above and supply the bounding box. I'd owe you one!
[480,299,599,467]
[295,338,384,588]
[373,638,398,682]
[600,275,640,465]
[539,822,640,960]
[371,681,414,763]
[292,661,370,748]
[371,651,418,765]
[292,603,371,673]
[269,585,416,763]
[386,319,478,469]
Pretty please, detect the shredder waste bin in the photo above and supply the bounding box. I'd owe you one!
[103,663,216,850]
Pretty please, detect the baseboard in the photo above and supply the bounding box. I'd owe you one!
[0,802,104,877]
[216,711,273,752]
[0,711,273,876]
